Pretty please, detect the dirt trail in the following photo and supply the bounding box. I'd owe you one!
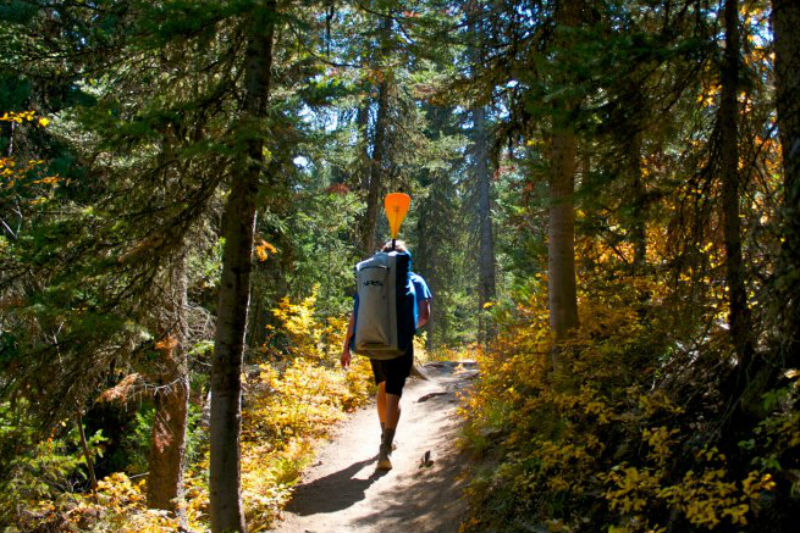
[271,361,477,533]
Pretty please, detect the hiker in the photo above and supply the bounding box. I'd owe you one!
[340,239,432,471]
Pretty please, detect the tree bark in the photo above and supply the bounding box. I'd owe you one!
[210,4,275,532]
[361,76,388,255]
[629,128,647,270]
[76,413,98,492]
[473,105,496,343]
[772,0,800,370]
[147,256,190,524]
[720,0,755,383]
[360,15,392,256]
[356,102,371,193]
[246,276,265,351]
[548,127,580,340]
[548,0,581,342]
[425,252,437,351]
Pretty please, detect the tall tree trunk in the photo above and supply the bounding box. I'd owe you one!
[147,256,190,524]
[772,0,800,370]
[548,0,581,343]
[360,15,392,256]
[617,76,648,272]
[473,105,496,343]
[415,208,434,349]
[356,102,371,193]
[426,241,438,350]
[629,128,647,271]
[361,76,388,255]
[720,0,755,384]
[466,3,496,344]
[549,127,580,340]
[246,274,266,351]
[209,4,275,532]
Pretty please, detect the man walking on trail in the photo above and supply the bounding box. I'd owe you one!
[340,239,432,471]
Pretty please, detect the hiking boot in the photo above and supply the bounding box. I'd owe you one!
[377,444,393,471]
[380,426,398,451]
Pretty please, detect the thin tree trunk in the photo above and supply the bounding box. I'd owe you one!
[473,105,496,343]
[209,4,275,532]
[425,245,437,350]
[247,263,278,352]
[629,128,647,270]
[772,0,800,370]
[720,0,755,385]
[147,256,190,524]
[425,298,435,350]
[6,121,14,157]
[356,102,371,193]
[246,278,265,351]
[617,74,648,272]
[76,413,98,491]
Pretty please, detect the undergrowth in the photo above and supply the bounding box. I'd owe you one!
[2,289,373,532]
[461,279,799,533]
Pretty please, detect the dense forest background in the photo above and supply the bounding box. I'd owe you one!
[1,0,798,532]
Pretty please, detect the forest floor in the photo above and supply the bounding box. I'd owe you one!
[270,360,478,533]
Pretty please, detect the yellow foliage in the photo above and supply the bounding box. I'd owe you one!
[642,426,680,467]
[656,466,744,528]
[32,175,60,186]
[15,472,183,533]
[0,113,60,197]
[8,291,373,533]
[266,286,347,362]
[0,110,38,123]
[237,291,373,529]
[461,282,795,533]
[255,240,277,262]
[604,466,662,514]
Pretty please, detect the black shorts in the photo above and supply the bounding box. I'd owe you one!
[370,346,413,397]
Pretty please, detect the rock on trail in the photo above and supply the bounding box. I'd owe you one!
[270,361,476,533]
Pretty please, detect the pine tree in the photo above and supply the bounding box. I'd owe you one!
[772,0,800,371]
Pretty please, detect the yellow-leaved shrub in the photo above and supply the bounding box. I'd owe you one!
[461,281,797,533]
[240,289,373,530]
[6,290,372,533]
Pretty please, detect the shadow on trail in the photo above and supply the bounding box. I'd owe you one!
[286,457,389,515]
[351,393,468,533]
[273,364,476,533]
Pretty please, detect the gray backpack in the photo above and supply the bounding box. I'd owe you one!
[352,250,415,360]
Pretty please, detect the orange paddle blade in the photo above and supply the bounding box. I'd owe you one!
[384,193,411,239]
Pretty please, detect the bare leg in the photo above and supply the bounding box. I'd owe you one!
[385,393,401,429]
[377,390,401,470]
[376,381,387,426]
